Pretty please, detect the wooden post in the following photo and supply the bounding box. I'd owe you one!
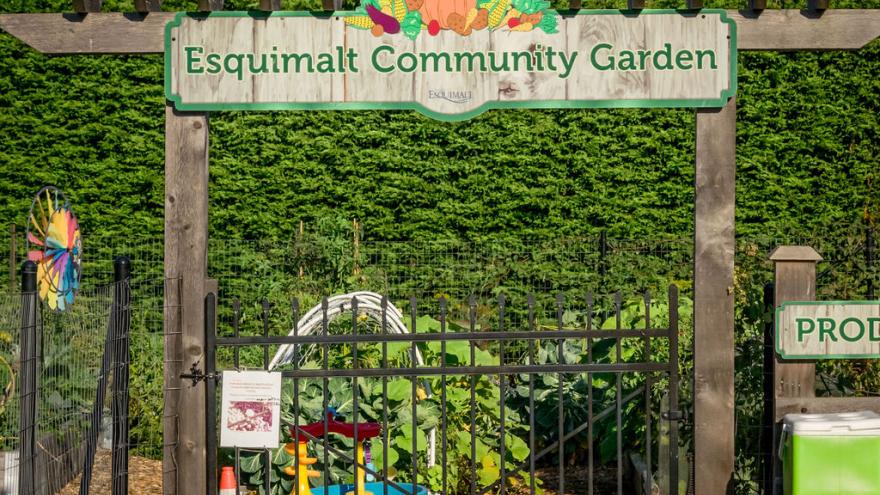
[164,104,210,495]
[198,0,224,11]
[626,0,644,10]
[134,0,162,12]
[768,246,821,494]
[72,0,102,13]
[694,96,736,495]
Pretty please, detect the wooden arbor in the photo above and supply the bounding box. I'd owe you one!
[2,4,880,495]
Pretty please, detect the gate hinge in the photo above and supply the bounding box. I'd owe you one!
[662,410,685,421]
[180,362,220,386]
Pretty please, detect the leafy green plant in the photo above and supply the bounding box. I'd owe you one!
[231,316,533,495]
[508,291,694,465]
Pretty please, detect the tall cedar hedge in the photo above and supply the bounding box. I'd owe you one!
[0,0,878,243]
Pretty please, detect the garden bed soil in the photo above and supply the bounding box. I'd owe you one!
[523,465,621,495]
[59,449,163,495]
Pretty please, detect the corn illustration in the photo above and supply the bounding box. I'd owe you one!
[344,15,374,29]
[487,0,511,28]
[391,0,407,21]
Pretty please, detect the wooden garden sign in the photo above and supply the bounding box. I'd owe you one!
[166,9,736,120]
[777,301,880,359]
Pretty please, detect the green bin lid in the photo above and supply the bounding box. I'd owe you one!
[783,411,880,437]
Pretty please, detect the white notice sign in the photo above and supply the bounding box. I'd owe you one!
[220,371,282,448]
[776,301,880,359]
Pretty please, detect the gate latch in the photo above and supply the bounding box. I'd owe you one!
[179,362,220,386]
[662,410,685,421]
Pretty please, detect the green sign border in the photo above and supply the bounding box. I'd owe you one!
[775,300,880,360]
[164,9,738,121]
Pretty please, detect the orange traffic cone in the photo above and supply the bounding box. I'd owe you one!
[220,466,237,495]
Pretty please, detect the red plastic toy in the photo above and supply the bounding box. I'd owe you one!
[285,410,382,495]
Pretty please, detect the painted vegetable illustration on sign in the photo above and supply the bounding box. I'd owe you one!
[344,0,557,38]
[419,0,475,29]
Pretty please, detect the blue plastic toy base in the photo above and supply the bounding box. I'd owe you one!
[311,482,428,495]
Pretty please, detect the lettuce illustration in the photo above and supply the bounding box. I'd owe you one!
[536,9,558,33]
[401,11,422,40]
[511,0,549,14]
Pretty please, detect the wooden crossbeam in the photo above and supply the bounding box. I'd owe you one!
[134,0,162,12]
[749,0,766,11]
[808,0,830,11]
[627,0,645,10]
[198,0,224,11]
[775,397,880,421]
[730,9,880,50]
[0,12,174,54]
[2,9,879,54]
[260,0,282,10]
[72,0,101,13]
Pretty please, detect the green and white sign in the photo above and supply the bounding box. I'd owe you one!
[165,9,736,121]
[776,301,880,359]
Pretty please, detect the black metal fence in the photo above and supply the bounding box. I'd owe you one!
[202,286,684,495]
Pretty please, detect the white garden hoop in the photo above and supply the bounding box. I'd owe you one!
[269,292,437,467]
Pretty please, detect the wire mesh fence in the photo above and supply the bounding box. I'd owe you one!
[0,291,22,494]
[2,220,878,495]
[36,282,116,495]
[0,281,116,494]
[206,236,694,324]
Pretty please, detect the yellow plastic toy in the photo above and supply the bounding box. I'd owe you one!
[284,441,321,495]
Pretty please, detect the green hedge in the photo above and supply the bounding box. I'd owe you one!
[1,0,878,243]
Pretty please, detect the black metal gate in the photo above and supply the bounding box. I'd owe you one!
[202,287,682,495]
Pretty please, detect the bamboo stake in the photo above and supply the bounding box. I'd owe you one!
[8,224,15,291]
[298,220,304,280]
[353,219,361,278]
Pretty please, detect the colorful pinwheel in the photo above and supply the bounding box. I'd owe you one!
[26,187,81,311]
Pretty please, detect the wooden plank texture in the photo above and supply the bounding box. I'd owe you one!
[72,0,102,13]
[134,0,163,12]
[775,397,880,421]
[0,12,175,54]
[2,10,879,54]
[731,9,880,50]
[164,104,209,495]
[771,248,821,399]
[769,246,820,494]
[694,96,736,495]
[198,0,224,11]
